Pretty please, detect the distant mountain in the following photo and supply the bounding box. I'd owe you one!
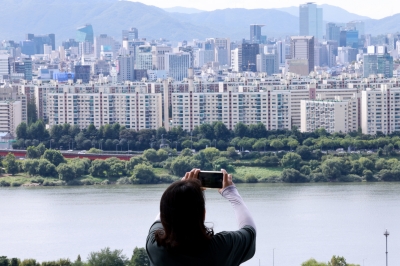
[277,4,371,22]
[0,0,399,45]
[170,8,299,39]
[163,7,204,14]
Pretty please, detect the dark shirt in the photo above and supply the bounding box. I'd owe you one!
[146,221,256,266]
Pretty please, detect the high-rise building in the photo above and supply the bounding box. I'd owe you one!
[62,39,79,49]
[326,23,341,44]
[136,45,153,70]
[322,41,338,67]
[363,46,393,78]
[152,45,172,70]
[117,55,135,82]
[165,52,191,81]
[74,65,91,83]
[257,50,279,75]
[94,34,115,59]
[195,49,215,68]
[76,24,94,44]
[240,43,259,72]
[276,41,286,66]
[337,47,358,64]
[250,25,264,44]
[25,33,55,54]
[299,3,323,40]
[289,36,315,74]
[122,28,138,41]
[347,21,365,36]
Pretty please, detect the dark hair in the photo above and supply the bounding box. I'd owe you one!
[155,179,214,250]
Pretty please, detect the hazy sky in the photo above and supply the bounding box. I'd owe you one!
[132,0,398,19]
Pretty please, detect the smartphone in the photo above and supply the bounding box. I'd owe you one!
[198,171,223,189]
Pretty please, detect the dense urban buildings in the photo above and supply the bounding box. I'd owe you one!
[1,3,400,138]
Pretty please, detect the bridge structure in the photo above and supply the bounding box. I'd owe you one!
[0,149,138,161]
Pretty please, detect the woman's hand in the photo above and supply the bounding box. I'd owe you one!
[182,168,200,181]
[219,169,234,193]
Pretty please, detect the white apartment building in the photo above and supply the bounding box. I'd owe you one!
[0,52,8,81]
[0,100,25,136]
[231,49,240,72]
[301,96,359,134]
[170,89,291,132]
[47,87,162,130]
[361,85,400,135]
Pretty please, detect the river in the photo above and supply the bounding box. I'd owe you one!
[1,183,399,265]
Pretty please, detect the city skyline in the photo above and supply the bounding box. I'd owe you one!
[136,0,399,19]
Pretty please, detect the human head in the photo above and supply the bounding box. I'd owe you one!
[155,179,213,249]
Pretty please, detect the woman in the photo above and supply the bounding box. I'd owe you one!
[146,169,256,265]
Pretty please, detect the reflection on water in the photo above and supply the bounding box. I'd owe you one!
[1,183,399,265]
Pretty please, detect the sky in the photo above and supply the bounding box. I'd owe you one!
[130,0,398,19]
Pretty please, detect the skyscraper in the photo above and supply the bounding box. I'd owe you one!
[94,34,115,59]
[240,43,259,72]
[26,33,55,54]
[76,24,94,44]
[299,3,323,40]
[165,52,191,81]
[122,28,138,40]
[250,24,264,44]
[363,46,393,78]
[289,36,315,74]
[326,23,340,44]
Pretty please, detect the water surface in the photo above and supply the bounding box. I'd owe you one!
[1,183,399,265]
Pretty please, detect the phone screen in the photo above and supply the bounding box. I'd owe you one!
[198,171,223,188]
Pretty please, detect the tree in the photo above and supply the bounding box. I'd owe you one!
[131,164,157,184]
[328,255,359,266]
[143,149,158,162]
[4,153,19,175]
[157,149,169,162]
[16,122,28,140]
[296,146,312,160]
[105,157,126,178]
[89,160,110,177]
[19,259,40,266]
[27,97,38,124]
[43,150,65,166]
[301,259,327,266]
[363,170,375,182]
[36,159,57,177]
[126,156,146,173]
[213,122,230,141]
[248,123,267,139]
[87,247,128,266]
[129,247,150,266]
[288,139,299,150]
[281,152,302,170]
[281,168,309,183]
[202,147,220,162]
[180,148,193,157]
[170,157,192,177]
[57,164,75,181]
[270,139,284,150]
[321,158,343,181]
[199,124,214,140]
[252,139,268,151]
[23,159,39,176]
[212,157,232,171]
[234,122,248,138]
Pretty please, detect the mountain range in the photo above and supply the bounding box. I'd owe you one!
[1,0,400,45]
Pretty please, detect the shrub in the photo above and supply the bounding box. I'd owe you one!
[101,179,110,185]
[244,174,258,183]
[10,181,22,187]
[116,177,132,185]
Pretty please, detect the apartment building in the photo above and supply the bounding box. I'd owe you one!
[0,83,27,136]
[301,95,359,134]
[361,85,400,135]
[47,87,162,130]
[170,89,291,132]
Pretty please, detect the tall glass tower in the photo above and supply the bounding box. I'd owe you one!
[76,24,94,44]
[299,3,323,40]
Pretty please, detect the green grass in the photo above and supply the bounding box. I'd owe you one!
[232,166,283,179]
[153,168,174,176]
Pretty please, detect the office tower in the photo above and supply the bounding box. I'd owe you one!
[289,36,315,74]
[76,24,94,44]
[347,21,365,36]
[25,33,55,54]
[152,45,172,70]
[299,3,323,40]
[62,39,79,49]
[250,24,265,44]
[322,41,338,67]
[346,30,359,49]
[211,38,231,65]
[117,55,135,82]
[363,46,393,78]
[231,48,240,72]
[165,52,191,81]
[136,45,153,70]
[59,46,65,61]
[240,43,259,72]
[79,42,92,55]
[339,31,347,47]
[74,65,91,83]
[276,41,286,66]
[195,49,215,67]
[122,28,138,40]
[326,23,340,43]
[257,50,279,74]
[21,58,32,81]
[94,34,115,59]
[122,39,145,58]
[337,47,357,64]
[0,52,8,81]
